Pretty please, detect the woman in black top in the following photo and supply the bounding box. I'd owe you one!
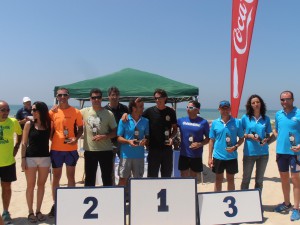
[21,101,51,222]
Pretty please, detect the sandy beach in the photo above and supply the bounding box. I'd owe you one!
[1,141,297,225]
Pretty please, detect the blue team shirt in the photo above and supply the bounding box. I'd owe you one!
[209,116,244,160]
[275,107,300,155]
[241,114,272,156]
[117,115,149,159]
[177,116,210,158]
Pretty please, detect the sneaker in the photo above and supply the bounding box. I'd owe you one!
[2,211,12,222]
[291,209,300,221]
[274,202,292,212]
[48,204,55,218]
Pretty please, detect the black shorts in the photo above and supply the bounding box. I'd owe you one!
[212,158,238,174]
[178,155,203,172]
[0,163,17,182]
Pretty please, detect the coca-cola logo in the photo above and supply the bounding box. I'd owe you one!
[233,0,255,55]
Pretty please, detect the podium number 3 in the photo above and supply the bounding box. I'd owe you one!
[223,196,238,217]
[157,189,169,212]
[83,197,99,219]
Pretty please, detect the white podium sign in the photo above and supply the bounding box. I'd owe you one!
[56,186,125,225]
[198,189,263,225]
[130,178,197,225]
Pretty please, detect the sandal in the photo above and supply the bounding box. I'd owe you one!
[36,212,46,221]
[28,213,37,223]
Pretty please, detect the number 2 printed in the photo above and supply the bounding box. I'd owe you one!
[83,196,99,219]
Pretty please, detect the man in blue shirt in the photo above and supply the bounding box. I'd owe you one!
[15,97,32,130]
[273,91,300,221]
[208,100,244,191]
[117,98,149,187]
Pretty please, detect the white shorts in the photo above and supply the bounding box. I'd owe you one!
[118,158,144,178]
[26,157,51,168]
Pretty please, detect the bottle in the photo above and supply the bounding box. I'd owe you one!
[134,126,140,145]
[164,127,170,145]
[188,134,194,147]
[289,132,296,147]
[225,133,232,149]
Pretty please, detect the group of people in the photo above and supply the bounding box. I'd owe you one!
[0,88,300,223]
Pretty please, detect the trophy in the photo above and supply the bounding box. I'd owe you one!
[92,124,98,136]
[63,126,71,143]
[252,131,262,144]
[164,128,170,145]
[133,127,140,145]
[289,132,296,147]
[225,133,232,150]
[188,134,194,147]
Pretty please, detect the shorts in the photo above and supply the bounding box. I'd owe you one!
[118,158,144,178]
[212,158,238,174]
[50,150,79,168]
[26,157,51,168]
[0,163,17,182]
[178,155,203,172]
[276,154,300,173]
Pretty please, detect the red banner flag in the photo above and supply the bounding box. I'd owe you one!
[230,0,258,118]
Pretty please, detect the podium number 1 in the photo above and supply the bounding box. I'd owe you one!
[83,197,99,219]
[223,196,238,217]
[157,189,169,212]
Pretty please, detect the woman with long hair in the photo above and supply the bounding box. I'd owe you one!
[241,94,272,191]
[21,101,51,223]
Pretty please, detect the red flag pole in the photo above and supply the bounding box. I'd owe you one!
[230,0,259,118]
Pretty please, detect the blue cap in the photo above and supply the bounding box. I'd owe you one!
[219,100,230,108]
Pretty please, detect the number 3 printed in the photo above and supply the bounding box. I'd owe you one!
[223,196,238,217]
[83,196,99,219]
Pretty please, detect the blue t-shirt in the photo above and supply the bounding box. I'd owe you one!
[275,107,300,155]
[241,114,272,156]
[177,116,209,158]
[117,115,149,159]
[209,116,244,160]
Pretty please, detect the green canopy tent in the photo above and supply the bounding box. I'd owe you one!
[54,68,199,108]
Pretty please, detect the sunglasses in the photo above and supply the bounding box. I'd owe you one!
[186,106,198,110]
[91,96,102,100]
[280,98,292,102]
[32,108,38,112]
[57,93,69,97]
[0,108,10,112]
[154,96,165,100]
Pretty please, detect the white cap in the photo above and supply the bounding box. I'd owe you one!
[22,97,31,103]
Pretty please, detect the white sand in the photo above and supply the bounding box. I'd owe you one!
[2,141,297,225]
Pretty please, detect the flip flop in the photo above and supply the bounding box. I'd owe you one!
[28,213,37,223]
[36,212,46,221]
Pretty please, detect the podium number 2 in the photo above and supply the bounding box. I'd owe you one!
[83,197,99,219]
[223,196,238,217]
[157,189,169,212]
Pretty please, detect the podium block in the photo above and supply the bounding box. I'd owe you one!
[130,178,197,225]
[198,189,263,225]
[56,186,125,225]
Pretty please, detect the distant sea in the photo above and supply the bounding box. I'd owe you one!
[9,104,277,121]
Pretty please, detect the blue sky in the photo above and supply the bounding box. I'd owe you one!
[0,0,299,110]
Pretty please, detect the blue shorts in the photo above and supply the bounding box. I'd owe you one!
[50,150,79,168]
[276,154,300,173]
[0,163,17,182]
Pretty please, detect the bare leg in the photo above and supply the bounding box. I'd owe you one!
[51,167,62,201]
[279,171,291,205]
[66,166,76,187]
[226,173,235,191]
[25,167,37,214]
[215,173,224,191]
[1,182,12,212]
[291,172,300,210]
[36,167,50,213]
